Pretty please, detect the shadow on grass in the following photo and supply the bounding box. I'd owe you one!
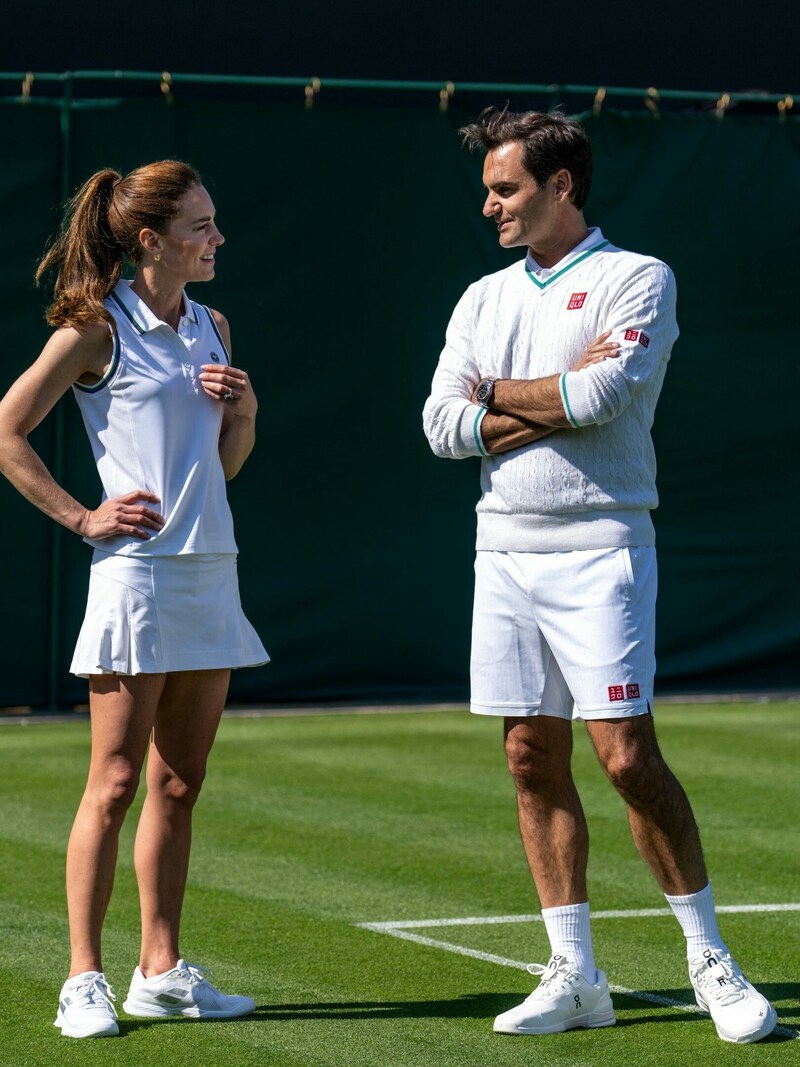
[114,984,800,1043]
[110,995,509,1038]
[238,983,800,1042]
[251,992,520,1021]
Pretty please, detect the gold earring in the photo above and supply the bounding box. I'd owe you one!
[154,254,161,262]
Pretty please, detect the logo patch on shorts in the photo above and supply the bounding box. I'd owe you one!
[567,292,587,310]
[609,683,641,702]
[623,329,650,348]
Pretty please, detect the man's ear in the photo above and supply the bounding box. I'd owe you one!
[552,169,574,202]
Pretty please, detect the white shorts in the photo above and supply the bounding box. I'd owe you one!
[470,547,656,720]
[70,551,270,677]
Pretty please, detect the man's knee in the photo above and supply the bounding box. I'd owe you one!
[594,726,672,802]
[504,719,572,790]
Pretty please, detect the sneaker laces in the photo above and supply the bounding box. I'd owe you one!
[692,954,748,1008]
[526,956,579,999]
[174,960,212,987]
[71,974,118,1015]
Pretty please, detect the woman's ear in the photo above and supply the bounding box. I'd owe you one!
[138,227,162,259]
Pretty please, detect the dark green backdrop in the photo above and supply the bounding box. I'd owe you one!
[1,95,798,708]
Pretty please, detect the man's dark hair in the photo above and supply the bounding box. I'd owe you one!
[459,107,593,209]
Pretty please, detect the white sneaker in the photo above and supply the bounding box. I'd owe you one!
[122,959,255,1019]
[690,949,776,1044]
[54,971,119,1038]
[493,954,616,1035]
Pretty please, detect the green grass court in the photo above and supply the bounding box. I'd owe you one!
[1,702,799,1065]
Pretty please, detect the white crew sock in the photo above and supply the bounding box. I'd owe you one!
[541,902,597,982]
[664,882,728,960]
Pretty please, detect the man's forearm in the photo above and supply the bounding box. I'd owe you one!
[488,375,571,428]
[479,410,557,454]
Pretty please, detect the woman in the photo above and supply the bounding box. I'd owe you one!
[0,161,268,1038]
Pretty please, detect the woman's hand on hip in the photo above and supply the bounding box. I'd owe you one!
[79,490,165,540]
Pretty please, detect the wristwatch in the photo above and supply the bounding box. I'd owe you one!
[475,377,497,408]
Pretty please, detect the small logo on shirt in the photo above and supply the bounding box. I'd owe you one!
[608,684,641,702]
[210,352,220,362]
[567,292,587,310]
[624,330,650,348]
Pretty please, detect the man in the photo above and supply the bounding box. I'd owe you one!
[422,108,775,1045]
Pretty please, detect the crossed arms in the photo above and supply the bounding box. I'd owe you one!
[472,332,618,454]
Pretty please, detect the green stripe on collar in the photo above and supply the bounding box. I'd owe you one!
[525,240,610,290]
[109,291,146,334]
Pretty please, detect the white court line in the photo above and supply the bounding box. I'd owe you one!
[361,902,800,931]
[356,904,800,1039]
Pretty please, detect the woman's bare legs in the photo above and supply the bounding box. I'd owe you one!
[65,673,165,977]
[133,668,231,976]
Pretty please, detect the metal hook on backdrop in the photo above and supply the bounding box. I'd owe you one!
[160,71,174,104]
[305,77,321,109]
[715,92,731,120]
[439,81,455,113]
[21,72,34,101]
[644,86,660,118]
[777,95,794,120]
[592,86,606,117]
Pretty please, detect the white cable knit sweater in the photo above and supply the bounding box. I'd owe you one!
[422,229,678,552]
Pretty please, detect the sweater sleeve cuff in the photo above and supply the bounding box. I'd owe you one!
[459,405,489,456]
[559,371,593,428]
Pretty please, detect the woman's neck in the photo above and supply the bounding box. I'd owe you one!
[130,270,185,331]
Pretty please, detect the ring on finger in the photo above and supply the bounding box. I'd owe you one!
[223,389,234,400]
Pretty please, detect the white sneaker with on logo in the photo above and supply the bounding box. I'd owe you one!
[493,954,616,1035]
[690,949,776,1044]
[54,971,119,1038]
[122,959,255,1019]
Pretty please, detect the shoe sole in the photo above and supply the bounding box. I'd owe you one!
[122,999,255,1020]
[494,1011,616,1035]
[54,1017,119,1038]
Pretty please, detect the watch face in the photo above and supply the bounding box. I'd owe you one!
[476,379,493,405]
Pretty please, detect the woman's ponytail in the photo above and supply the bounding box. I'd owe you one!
[36,169,124,328]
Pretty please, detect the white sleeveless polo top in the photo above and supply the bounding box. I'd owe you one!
[72,280,238,556]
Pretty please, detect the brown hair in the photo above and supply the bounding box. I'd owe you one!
[37,160,202,328]
[459,108,593,210]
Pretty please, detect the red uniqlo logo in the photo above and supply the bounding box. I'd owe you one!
[624,329,650,348]
[608,685,625,701]
[567,292,587,310]
[626,684,640,699]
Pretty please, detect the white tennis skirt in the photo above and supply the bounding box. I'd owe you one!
[70,551,270,677]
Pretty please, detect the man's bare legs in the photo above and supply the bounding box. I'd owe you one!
[504,713,707,903]
[504,716,590,907]
[500,712,776,1043]
[585,715,707,895]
